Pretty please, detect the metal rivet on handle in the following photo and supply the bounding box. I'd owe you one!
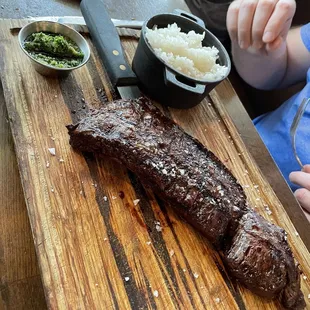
[119,65,126,71]
[113,50,119,56]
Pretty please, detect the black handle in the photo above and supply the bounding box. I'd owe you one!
[172,9,206,28]
[164,68,205,95]
[80,0,138,87]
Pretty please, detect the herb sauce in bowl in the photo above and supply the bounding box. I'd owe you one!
[24,32,84,69]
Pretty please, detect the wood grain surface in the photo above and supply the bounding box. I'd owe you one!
[1,19,310,309]
[0,76,47,309]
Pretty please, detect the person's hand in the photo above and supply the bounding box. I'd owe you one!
[289,165,310,222]
[227,0,296,52]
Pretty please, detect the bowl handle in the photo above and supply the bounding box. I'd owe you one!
[172,9,206,28]
[164,68,206,95]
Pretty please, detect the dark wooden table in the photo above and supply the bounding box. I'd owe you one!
[0,1,309,309]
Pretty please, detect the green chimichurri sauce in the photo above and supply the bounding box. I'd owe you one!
[24,32,84,69]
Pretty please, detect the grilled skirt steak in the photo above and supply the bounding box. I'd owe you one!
[67,98,305,309]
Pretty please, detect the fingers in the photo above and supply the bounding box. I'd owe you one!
[265,14,291,52]
[304,210,310,223]
[227,0,241,42]
[266,36,284,52]
[227,0,296,50]
[302,165,310,173]
[292,166,310,223]
[252,0,277,49]
[263,0,296,43]
[289,171,310,190]
[238,0,258,49]
[294,188,310,214]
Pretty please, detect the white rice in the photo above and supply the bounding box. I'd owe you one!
[145,23,228,81]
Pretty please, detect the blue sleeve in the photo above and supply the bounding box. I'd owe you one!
[301,23,310,52]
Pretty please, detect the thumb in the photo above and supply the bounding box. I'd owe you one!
[266,36,286,54]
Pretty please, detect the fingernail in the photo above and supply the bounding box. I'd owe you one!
[263,32,273,42]
[239,40,245,49]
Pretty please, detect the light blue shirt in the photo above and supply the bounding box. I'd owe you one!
[253,23,310,191]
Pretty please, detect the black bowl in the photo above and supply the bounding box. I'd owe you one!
[132,9,231,109]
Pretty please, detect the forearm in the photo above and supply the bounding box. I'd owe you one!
[231,42,288,90]
[279,26,310,88]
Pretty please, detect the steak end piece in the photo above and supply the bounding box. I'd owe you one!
[67,97,305,309]
[224,211,305,309]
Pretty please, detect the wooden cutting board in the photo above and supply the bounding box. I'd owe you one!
[1,19,310,310]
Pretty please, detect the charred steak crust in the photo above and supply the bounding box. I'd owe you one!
[67,98,305,309]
